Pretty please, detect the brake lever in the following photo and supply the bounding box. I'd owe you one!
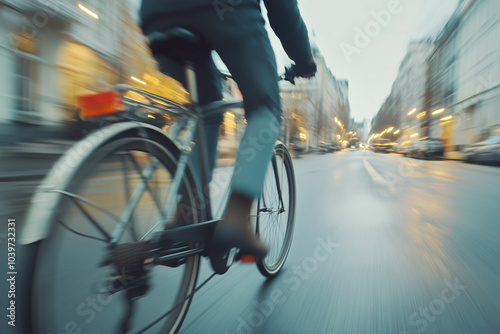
[282,66,296,85]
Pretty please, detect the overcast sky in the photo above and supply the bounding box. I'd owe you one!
[267,0,460,123]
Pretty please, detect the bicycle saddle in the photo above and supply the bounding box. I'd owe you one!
[147,28,209,63]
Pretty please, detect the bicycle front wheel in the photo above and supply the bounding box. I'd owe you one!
[256,142,296,277]
[25,127,202,334]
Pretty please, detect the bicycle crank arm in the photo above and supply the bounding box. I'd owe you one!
[154,219,219,244]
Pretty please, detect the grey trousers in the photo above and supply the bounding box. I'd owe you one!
[142,6,282,200]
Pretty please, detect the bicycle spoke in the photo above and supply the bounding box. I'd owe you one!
[57,219,108,242]
[50,190,121,222]
[71,196,112,242]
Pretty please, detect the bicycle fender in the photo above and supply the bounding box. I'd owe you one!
[20,122,181,245]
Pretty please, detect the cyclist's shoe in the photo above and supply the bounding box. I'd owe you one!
[211,219,268,259]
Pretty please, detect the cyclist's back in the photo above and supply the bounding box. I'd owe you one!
[139,0,316,257]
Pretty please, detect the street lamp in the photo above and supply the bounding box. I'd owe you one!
[408,108,417,115]
[78,3,99,19]
[131,76,146,85]
[416,111,427,119]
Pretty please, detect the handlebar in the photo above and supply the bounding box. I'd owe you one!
[281,66,298,85]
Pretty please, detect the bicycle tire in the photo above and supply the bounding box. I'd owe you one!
[256,142,296,278]
[24,126,203,334]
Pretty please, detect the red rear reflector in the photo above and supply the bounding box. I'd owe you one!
[240,255,256,263]
[78,91,122,118]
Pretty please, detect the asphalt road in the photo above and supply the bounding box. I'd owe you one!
[179,150,500,334]
[2,149,500,334]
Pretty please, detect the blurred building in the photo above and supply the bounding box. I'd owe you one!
[0,0,187,130]
[428,0,500,150]
[371,0,500,150]
[370,40,433,143]
[350,117,371,143]
[280,43,350,150]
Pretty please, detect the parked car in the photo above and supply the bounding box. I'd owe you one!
[410,138,445,159]
[318,141,330,154]
[373,138,391,153]
[396,144,410,156]
[463,135,500,164]
[328,142,340,153]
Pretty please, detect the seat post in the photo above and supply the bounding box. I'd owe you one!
[185,63,199,104]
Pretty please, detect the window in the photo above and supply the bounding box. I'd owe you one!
[13,55,38,112]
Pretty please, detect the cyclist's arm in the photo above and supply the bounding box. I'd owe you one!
[264,0,313,66]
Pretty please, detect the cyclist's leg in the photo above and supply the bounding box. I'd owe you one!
[205,8,282,256]
[210,9,282,203]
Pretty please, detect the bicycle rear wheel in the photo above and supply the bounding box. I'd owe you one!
[256,142,296,277]
[26,127,202,334]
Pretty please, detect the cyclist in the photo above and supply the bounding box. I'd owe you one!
[139,0,317,258]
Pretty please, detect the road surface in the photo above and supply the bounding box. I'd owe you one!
[2,149,500,334]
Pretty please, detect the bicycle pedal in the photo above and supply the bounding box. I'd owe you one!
[240,254,256,263]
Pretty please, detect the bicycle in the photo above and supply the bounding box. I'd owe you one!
[19,28,298,334]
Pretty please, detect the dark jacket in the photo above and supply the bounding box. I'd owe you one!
[139,0,312,66]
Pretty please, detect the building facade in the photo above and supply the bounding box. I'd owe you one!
[428,0,500,150]
[372,0,500,150]
[0,0,188,129]
[370,40,433,143]
[279,45,350,150]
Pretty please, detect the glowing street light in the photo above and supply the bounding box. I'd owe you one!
[408,108,417,115]
[78,4,99,19]
[387,127,394,132]
[411,133,419,138]
[417,111,427,119]
[432,108,445,115]
[335,117,338,123]
[337,135,341,139]
[393,129,400,134]
[131,76,146,85]
[440,115,453,121]
[299,133,307,140]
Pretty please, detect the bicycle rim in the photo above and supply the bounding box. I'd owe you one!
[29,136,201,334]
[256,143,296,277]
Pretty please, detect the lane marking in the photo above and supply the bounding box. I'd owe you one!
[334,167,343,180]
[363,159,395,193]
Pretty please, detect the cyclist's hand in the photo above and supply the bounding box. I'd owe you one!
[295,57,317,78]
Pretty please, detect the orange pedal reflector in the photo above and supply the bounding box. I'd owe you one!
[78,91,122,118]
[240,255,256,263]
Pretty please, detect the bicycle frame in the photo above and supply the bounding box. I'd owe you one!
[111,68,287,262]
[112,72,247,250]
